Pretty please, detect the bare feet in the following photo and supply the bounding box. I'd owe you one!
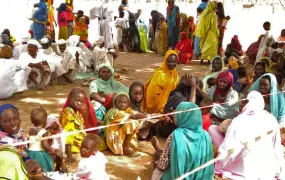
[151,136,162,151]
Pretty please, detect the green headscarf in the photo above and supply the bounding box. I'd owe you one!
[162,102,214,180]
[89,63,129,95]
[0,146,29,180]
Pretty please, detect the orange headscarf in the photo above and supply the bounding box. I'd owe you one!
[142,50,180,113]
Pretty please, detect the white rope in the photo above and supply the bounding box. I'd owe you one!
[8,90,285,147]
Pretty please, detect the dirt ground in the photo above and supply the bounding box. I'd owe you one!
[0,52,208,180]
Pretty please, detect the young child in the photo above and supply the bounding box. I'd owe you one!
[60,87,98,164]
[115,11,127,51]
[103,92,148,156]
[45,116,67,172]
[28,107,63,172]
[74,134,109,180]
[199,98,213,132]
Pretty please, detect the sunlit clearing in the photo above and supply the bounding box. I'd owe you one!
[182,67,193,71]
[56,98,66,104]
[55,93,66,96]
[20,98,52,105]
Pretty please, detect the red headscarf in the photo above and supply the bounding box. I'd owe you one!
[214,71,233,97]
[188,16,196,34]
[175,32,193,54]
[60,87,98,133]
[231,35,242,54]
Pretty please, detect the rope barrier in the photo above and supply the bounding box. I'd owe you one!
[8,90,285,147]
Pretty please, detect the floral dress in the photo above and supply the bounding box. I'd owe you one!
[60,107,86,153]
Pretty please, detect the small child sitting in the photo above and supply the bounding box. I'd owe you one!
[74,134,109,180]
[45,116,67,172]
[207,78,216,89]
[28,107,63,172]
[199,98,213,131]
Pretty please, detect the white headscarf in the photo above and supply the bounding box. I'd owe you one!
[21,33,31,43]
[40,38,49,45]
[57,39,66,45]
[94,36,104,46]
[27,39,42,49]
[241,91,265,115]
[67,35,80,47]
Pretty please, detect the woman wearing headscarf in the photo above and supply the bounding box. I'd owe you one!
[215,91,285,179]
[202,56,224,92]
[89,63,129,105]
[32,0,48,40]
[150,10,164,49]
[0,104,46,179]
[224,35,242,64]
[188,16,196,41]
[57,3,68,40]
[174,32,193,64]
[194,1,219,63]
[166,0,180,49]
[151,102,214,180]
[248,73,285,125]
[143,50,180,113]
[207,71,239,124]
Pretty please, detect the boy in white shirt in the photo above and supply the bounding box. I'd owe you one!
[114,11,127,50]
[74,134,109,180]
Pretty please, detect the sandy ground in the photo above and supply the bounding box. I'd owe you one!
[0,52,208,180]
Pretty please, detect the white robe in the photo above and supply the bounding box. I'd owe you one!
[215,91,285,180]
[13,44,28,60]
[19,52,51,88]
[90,3,115,49]
[0,59,30,99]
[91,46,113,71]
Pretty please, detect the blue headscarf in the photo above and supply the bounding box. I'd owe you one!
[0,104,18,115]
[249,73,285,124]
[0,34,9,45]
[57,3,67,13]
[198,2,208,10]
[162,102,214,180]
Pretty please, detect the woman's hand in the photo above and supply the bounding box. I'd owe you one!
[65,156,76,164]
[25,159,42,178]
[247,72,255,85]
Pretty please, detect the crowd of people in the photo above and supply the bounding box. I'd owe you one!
[1,0,285,179]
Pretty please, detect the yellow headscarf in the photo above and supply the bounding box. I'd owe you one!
[228,56,240,70]
[143,50,180,113]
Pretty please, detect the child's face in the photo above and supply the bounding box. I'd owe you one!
[80,138,96,158]
[115,95,129,111]
[46,122,59,135]
[130,86,143,103]
[69,93,85,111]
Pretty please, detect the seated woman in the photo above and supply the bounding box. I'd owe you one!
[248,73,285,125]
[215,91,285,179]
[0,146,52,180]
[0,104,46,179]
[207,71,239,125]
[253,61,266,82]
[60,87,98,164]
[143,50,180,113]
[174,32,193,64]
[151,102,214,180]
[202,56,224,92]
[89,63,129,105]
[277,29,285,43]
[103,92,150,156]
